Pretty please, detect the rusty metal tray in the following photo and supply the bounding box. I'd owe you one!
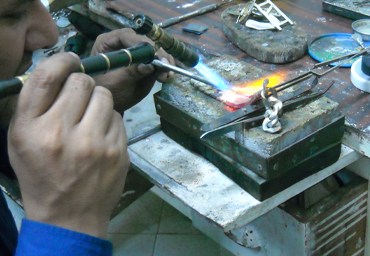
[322,0,370,20]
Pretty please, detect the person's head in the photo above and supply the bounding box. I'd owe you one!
[0,0,59,80]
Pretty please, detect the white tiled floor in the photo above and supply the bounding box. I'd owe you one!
[107,191,233,256]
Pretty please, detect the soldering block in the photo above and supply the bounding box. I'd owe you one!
[243,97,340,156]
[155,55,344,180]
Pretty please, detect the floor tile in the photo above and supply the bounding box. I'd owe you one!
[158,201,200,235]
[153,234,222,256]
[108,234,156,256]
[108,191,163,234]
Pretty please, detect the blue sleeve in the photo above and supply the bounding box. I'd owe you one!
[15,219,113,256]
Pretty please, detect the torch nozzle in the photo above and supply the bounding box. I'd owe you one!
[132,14,200,68]
[151,59,214,86]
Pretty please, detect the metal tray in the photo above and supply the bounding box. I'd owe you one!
[308,33,370,67]
[323,0,370,20]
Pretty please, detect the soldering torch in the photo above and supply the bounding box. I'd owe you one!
[0,43,210,100]
[0,42,155,100]
[132,14,200,68]
[0,17,205,99]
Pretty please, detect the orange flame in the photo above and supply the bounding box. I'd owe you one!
[231,73,288,96]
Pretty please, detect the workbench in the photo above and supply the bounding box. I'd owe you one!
[75,0,370,255]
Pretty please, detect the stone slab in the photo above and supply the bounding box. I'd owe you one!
[221,4,307,64]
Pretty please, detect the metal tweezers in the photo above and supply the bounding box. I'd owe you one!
[200,47,370,139]
[200,79,335,139]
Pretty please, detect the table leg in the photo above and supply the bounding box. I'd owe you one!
[347,157,370,255]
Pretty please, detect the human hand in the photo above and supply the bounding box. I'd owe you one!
[91,28,176,112]
[8,52,129,239]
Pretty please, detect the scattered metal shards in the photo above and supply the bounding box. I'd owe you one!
[229,0,293,31]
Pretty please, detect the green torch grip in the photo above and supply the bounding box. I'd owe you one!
[78,42,155,75]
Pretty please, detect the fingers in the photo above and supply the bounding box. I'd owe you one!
[156,48,176,66]
[154,57,175,83]
[17,52,81,118]
[91,28,177,84]
[137,63,155,76]
[49,73,96,126]
[91,28,149,56]
[137,57,176,83]
[79,86,114,135]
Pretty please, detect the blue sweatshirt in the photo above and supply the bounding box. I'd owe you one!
[16,219,113,256]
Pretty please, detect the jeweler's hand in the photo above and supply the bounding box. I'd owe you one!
[8,52,129,239]
[91,28,176,112]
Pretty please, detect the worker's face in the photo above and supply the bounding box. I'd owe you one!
[0,0,59,80]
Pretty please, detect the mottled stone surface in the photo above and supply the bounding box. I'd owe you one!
[221,5,308,64]
[161,55,270,123]
[161,55,339,156]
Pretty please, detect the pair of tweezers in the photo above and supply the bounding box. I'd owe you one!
[200,78,335,139]
[200,48,369,139]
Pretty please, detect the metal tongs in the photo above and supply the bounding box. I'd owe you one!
[200,46,370,139]
[200,78,335,139]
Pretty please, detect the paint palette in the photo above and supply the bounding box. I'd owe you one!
[308,33,370,67]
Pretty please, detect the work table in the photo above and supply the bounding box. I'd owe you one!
[51,0,370,255]
[78,0,370,157]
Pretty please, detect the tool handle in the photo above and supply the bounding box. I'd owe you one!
[79,42,154,75]
[0,43,155,99]
[158,17,183,28]
[158,3,222,28]
[133,14,200,67]
[0,77,24,100]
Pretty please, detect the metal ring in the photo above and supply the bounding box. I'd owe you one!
[80,64,85,73]
[16,74,28,85]
[100,53,111,73]
[121,49,132,67]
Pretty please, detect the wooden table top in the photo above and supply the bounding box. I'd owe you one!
[94,0,370,154]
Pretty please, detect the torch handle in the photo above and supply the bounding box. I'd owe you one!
[79,42,154,75]
[0,42,155,99]
[132,14,200,68]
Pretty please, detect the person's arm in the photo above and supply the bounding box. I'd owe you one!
[8,52,129,253]
[91,28,176,113]
[15,219,113,256]
[16,219,112,256]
